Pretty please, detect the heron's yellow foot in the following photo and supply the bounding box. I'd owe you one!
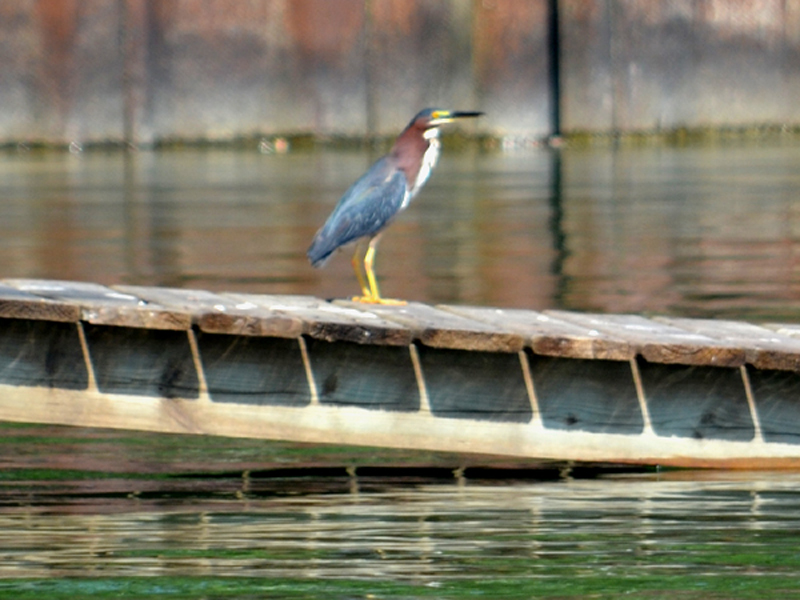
[351,295,407,306]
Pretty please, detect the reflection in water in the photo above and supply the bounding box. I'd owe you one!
[548,149,568,306]
[1,143,799,320]
[560,144,800,320]
[1,473,799,586]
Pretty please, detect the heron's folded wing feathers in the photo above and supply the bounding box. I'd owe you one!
[308,159,408,267]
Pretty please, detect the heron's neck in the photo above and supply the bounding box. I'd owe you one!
[408,128,441,198]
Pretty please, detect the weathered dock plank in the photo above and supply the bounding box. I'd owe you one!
[659,317,800,372]
[337,300,523,352]
[113,285,300,337]
[440,305,632,360]
[547,311,745,367]
[231,294,412,346]
[4,279,191,330]
[2,279,800,469]
[0,282,80,323]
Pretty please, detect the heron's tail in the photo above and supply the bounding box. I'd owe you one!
[307,231,334,268]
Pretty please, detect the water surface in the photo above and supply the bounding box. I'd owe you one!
[1,142,799,319]
[3,439,800,599]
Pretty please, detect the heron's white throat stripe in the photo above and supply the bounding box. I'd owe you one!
[406,130,441,206]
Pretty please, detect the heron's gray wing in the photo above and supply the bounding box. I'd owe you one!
[308,158,408,267]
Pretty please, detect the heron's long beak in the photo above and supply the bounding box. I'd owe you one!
[430,110,484,126]
[451,111,484,119]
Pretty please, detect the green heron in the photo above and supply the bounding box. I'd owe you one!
[308,108,483,304]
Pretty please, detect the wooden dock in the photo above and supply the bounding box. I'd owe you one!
[2,279,800,469]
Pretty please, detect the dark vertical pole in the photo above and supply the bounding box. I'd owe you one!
[546,0,561,138]
[547,1,567,304]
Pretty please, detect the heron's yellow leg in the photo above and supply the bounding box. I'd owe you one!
[351,237,406,305]
[364,243,382,300]
[351,243,370,298]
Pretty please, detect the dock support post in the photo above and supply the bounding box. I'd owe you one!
[629,357,654,436]
[297,336,319,405]
[740,365,764,444]
[408,343,431,415]
[186,328,210,403]
[519,350,542,427]
[75,322,98,393]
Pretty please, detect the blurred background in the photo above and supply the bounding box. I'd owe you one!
[3,1,800,144]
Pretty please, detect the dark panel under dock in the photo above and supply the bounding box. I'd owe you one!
[2,279,800,468]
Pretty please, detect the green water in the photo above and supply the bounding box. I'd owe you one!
[2,424,800,598]
[3,473,800,599]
